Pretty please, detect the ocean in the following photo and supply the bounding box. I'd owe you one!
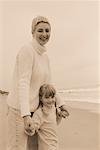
[58,87,100,104]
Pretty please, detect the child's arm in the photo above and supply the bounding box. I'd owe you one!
[60,105,69,118]
[55,96,69,120]
[55,93,69,118]
[56,106,69,125]
[56,107,62,125]
[24,109,42,136]
[56,114,62,125]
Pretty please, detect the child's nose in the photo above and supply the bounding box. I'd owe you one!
[49,98,52,101]
[51,98,55,103]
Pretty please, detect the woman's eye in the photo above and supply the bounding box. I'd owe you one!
[45,29,49,32]
[38,29,43,32]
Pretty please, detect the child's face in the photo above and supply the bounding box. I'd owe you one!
[41,95,55,108]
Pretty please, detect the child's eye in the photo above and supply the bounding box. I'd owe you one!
[51,94,55,98]
[45,96,49,98]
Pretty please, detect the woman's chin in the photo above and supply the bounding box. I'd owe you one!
[39,40,48,46]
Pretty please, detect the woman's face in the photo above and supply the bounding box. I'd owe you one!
[33,22,51,46]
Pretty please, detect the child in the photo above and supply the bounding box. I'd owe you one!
[25,84,69,150]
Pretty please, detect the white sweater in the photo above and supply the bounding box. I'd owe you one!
[7,39,65,117]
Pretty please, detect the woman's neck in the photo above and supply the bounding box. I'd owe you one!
[32,39,46,55]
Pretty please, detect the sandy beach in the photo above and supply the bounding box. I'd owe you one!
[0,94,100,150]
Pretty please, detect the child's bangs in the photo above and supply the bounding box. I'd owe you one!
[39,84,56,99]
[45,86,56,98]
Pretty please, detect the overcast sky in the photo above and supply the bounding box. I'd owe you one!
[0,1,99,91]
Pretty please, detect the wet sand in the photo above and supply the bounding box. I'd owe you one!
[0,95,100,150]
[58,106,100,150]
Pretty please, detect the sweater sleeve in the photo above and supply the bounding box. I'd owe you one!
[17,46,33,117]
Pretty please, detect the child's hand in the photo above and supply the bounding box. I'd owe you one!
[60,105,69,118]
[60,110,69,118]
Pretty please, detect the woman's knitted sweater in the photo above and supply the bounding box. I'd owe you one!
[7,39,65,117]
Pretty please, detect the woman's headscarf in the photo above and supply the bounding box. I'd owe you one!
[31,16,51,34]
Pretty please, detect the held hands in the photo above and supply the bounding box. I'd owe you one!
[23,115,35,136]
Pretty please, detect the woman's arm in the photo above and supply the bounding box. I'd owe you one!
[17,46,33,117]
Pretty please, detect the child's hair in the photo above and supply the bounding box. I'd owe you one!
[39,84,56,103]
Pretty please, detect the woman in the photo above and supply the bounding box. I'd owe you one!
[7,16,69,150]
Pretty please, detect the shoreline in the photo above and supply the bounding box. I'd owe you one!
[65,100,100,114]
